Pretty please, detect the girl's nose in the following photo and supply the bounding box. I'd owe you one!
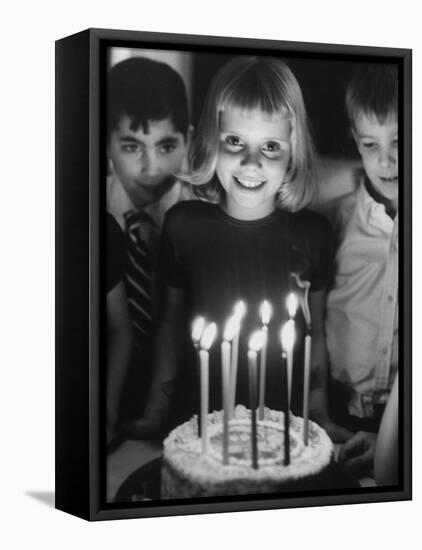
[240,148,262,168]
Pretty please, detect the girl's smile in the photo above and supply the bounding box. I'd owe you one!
[233,175,266,190]
[216,107,291,220]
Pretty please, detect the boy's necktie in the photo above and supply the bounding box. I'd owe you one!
[124,210,154,346]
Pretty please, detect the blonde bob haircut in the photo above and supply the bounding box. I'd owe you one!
[185,56,316,212]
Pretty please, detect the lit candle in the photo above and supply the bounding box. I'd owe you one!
[290,274,311,327]
[280,323,295,466]
[229,300,246,417]
[280,320,296,411]
[221,316,237,464]
[290,273,312,445]
[303,329,312,446]
[285,293,298,409]
[287,292,299,321]
[258,300,272,421]
[191,317,205,437]
[199,322,217,455]
[191,316,205,347]
[248,330,266,469]
[281,350,290,466]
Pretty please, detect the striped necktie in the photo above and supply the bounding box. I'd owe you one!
[124,210,154,346]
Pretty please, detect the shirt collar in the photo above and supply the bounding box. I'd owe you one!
[144,180,185,227]
[106,173,187,230]
[356,175,397,233]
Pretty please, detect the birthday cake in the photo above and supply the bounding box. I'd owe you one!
[161,405,333,498]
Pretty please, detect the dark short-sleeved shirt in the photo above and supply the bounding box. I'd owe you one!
[159,201,333,420]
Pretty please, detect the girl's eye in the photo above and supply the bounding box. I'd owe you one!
[225,135,243,148]
[262,141,281,153]
[262,141,284,159]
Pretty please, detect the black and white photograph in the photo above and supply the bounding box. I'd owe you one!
[4,0,422,545]
[80,34,413,515]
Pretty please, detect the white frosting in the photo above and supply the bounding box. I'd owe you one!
[162,406,333,496]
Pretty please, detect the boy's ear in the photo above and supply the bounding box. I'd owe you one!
[106,147,115,176]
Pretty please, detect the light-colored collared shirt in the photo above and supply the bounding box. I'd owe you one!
[324,176,398,419]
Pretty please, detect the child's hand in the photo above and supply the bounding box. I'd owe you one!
[311,413,353,443]
[338,431,377,477]
[322,420,354,443]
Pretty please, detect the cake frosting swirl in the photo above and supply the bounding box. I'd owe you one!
[161,405,333,498]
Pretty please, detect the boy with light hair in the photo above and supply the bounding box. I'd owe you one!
[322,65,399,475]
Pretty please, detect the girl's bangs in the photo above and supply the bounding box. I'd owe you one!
[218,80,292,119]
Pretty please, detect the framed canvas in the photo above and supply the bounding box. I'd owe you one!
[55,28,412,521]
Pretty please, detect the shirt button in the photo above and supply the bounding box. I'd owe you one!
[382,347,388,355]
[388,295,394,302]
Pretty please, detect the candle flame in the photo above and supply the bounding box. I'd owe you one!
[280,320,296,352]
[223,315,239,342]
[191,316,205,343]
[286,293,299,319]
[290,273,311,326]
[260,300,272,326]
[233,300,247,321]
[200,322,217,351]
[249,329,266,353]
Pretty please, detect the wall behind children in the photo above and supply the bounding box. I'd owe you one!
[109,47,194,113]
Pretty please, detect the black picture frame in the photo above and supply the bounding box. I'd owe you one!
[55,27,412,521]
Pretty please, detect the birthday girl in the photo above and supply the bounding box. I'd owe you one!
[129,56,350,442]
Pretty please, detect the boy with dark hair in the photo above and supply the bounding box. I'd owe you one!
[106,56,193,435]
[322,65,399,475]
